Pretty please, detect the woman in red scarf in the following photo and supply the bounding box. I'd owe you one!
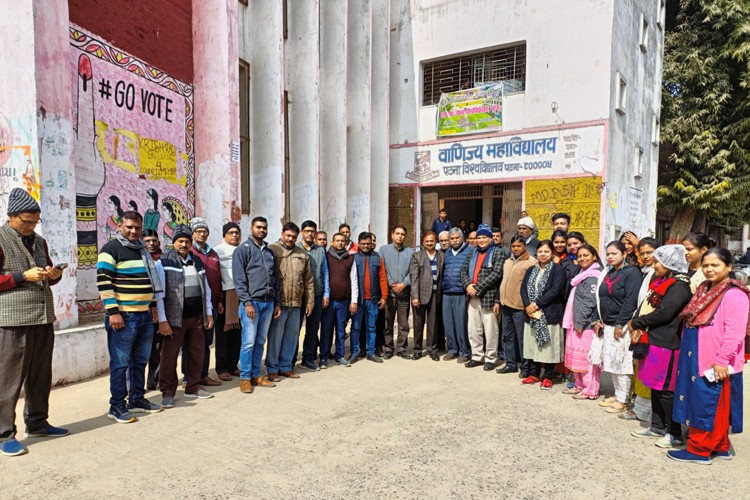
[669,248,750,464]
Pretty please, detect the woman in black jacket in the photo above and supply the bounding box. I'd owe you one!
[521,240,566,390]
[627,245,693,448]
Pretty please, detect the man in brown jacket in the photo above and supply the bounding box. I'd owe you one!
[266,222,314,381]
[495,235,537,375]
[409,231,445,360]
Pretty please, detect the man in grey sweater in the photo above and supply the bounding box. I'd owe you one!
[379,225,414,359]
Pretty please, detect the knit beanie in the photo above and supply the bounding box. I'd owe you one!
[7,188,40,215]
[190,217,210,234]
[517,216,536,231]
[476,224,493,238]
[172,224,193,243]
[653,244,689,274]
[223,222,240,237]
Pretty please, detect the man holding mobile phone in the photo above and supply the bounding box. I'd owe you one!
[0,188,67,457]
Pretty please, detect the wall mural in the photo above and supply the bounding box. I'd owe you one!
[70,26,194,318]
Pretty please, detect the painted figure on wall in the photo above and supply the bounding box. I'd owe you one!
[144,187,160,232]
[161,197,187,249]
[104,195,123,240]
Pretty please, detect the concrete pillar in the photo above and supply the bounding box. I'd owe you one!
[345,0,372,239]
[743,224,749,252]
[248,0,285,240]
[286,0,321,226]
[319,0,348,236]
[482,185,493,226]
[370,0,390,244]
[192,0,240,247]
[33,0,79,329]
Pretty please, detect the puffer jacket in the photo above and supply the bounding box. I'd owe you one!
[269,241,314,309]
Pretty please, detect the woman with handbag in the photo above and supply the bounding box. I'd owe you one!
[668,248,750,464]
[626,245,693,448]
[595,241,643,414]
[562,244,602,400]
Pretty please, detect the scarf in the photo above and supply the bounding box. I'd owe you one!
[527,263,552,345]
[629,274,688,358]
[467,243,495,279]
[224,289,241,331]
[562,263,601,330]
[116,233,164,293]
[680,277,750,334]
[329,247,349,260]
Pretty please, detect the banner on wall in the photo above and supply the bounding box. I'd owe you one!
[400,124,605,184]
[525,177,602,246]
[436,83,504,137]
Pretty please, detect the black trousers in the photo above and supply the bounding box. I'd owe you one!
[147,323,162,389]
[214,308,242,375]
[0,324,54,441]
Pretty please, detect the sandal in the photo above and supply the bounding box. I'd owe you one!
[618,411,638,421]
[606,403,627,414]
[598,396,617,407]
[572,393,598,400]
[562,388,581,395]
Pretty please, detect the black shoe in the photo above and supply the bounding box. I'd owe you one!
[483,362,495,371]
[384,352,394,360]
[396,352,411,360]
[465,360,483,368]
[412,351,423,360]
[519,370,529,379]
[443,353,458,361]
[457,356,470,364]
[430,353,440,361]
[347,355,360,365]
[496,365,519,374]
[367,354,384,363]
[358,351,367,358]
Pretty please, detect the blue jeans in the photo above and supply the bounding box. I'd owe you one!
[302,295,323,365]
[442,294,470,358]
[238,300,274,379]
[266,306,302,374]
[321,299,349,361]
[106,311,154,407]
[351,299,379,356]
[502,306,529,371]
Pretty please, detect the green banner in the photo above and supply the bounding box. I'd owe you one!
[436,83,503,137]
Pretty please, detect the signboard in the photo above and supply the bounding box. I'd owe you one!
[436,83,503,137]
[397,124,605,185]
[525,177,602,246]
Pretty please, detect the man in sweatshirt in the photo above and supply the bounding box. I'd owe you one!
[320,233,358,368]
[232,217,281,394]
[442,228,473,363]
[461,224,506,371]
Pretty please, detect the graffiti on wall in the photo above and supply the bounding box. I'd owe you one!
[0,113,41,216]
[70,26,194,316]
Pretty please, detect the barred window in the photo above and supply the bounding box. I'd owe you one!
[422,42,527,106]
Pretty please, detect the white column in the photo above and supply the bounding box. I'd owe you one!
[249,0,285,240]
[319,0,348,237]
[482,185,493,226]
[743,224,749,252]
[370,0,390,244]
[345,0,372,239]
[286,0,321,225]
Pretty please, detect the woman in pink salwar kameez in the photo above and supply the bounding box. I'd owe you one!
[562,244,602,400]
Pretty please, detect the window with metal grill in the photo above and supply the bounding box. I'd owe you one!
[422,42,527,106]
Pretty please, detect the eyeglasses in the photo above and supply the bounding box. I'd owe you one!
[227,230,240,235]
[194,229,209,234]
[15,216,41,226]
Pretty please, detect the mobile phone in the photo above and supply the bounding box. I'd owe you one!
[54,263,69,270]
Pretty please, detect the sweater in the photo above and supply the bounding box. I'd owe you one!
[498,251,537,309]
[191,243,223,308]
[327,249,359,303]
[694,287,749,374]
[97,239,155,314]
[520,263,566,325]
[214,241,237,291]
[597,264,643,326]
[379,243,414,297]
[630,277,693,350]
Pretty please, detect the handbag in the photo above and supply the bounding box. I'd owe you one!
[588,330,604,366]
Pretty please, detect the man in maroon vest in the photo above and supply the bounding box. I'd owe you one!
[320,233,358,368]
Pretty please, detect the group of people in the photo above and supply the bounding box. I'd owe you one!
[0,187,746,466]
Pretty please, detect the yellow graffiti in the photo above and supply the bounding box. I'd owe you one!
[525,177,602,245]
[139,136,177,183]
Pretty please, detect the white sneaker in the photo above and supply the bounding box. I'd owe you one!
[185,388,214,399]
[655,433,684,448]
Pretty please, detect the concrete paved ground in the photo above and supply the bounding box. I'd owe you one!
[2,348,749,499]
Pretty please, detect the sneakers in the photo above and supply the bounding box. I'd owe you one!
[0,439,28,457]
[107,405,137,424]
[521,375,540,385]
[161,396,176,408]
[319,360,329,369]
[24,425,69,438]
[335,357,350,367]
[667,449,712,465]
[712,450,734,460]
[127,398,163,414]
[631,428,664,439]
[655,434,684,449]
[184,388,214,399]
[540,379,553,390]
[367,354,384,363]
[301,361,320,372]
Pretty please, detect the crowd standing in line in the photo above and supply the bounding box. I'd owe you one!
[0,193,747,466]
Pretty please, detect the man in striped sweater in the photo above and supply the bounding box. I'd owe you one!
[97,211,164,423]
